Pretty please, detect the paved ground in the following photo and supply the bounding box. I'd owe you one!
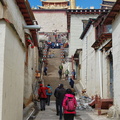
[34,101,114,120]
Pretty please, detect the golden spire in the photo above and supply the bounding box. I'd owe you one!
[70,0,76,9]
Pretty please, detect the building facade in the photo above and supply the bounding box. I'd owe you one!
[0,0,39,120]
[104,0,120,117]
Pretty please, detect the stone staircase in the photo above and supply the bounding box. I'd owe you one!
[43,49,71,100]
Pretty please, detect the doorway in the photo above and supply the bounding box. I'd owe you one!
[108,52,114,98]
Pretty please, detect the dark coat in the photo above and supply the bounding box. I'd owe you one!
[69,78,74,86]
[57,88,66,104]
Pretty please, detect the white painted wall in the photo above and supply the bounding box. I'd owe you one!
[0,22,5,120]
[81,23,111,98]
[0,0,38,119]
[24,45,34,104]
[4,0,27,43]
[69,14,98,57]
[81,25,97,97]
[112,13,120,115]
[102,49,110,98]
[0,20,25,120]
[0,3,3,17]
[33,10,67,32]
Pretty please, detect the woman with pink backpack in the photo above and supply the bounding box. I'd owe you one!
[62,89,77,120]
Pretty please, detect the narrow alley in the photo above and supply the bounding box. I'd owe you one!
[32,47,113,120]
[1,0,120,120]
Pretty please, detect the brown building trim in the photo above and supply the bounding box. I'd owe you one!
[103,0,120,24]
[67,9,109,35]
[16,0,38,47]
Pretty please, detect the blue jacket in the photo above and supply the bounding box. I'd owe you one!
[46,86,52,95]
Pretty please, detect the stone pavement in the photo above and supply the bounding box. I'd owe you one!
[34,101,114,120]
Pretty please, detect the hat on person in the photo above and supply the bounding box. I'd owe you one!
[40,84,43,87]
[59,84,63,88]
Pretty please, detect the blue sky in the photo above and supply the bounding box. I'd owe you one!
[28,0,102,9]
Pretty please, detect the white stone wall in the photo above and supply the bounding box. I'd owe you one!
[0,0,37,119]
[102,49,110,98]
[86,26,96,97]
[69,14,98,57]
[81,25,97,96]
[112,13,120,113]
[95,50,100,95]
[0,21,24,120]
[33,11,67,32]
[24,45,34,104]
[0,3,3,17]
[0,21,5,120]
[24,46,39,105]
[3,0,28,44]
[81,24,111,98]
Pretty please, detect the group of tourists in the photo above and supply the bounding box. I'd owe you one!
[37,83,77,120]
[38,84,52,111]
[54,84,77,120]
[58,64,76,81]
[48,50,55,58]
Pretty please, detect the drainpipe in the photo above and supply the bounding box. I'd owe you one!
[71,55,74,70]
[98,49,103,98]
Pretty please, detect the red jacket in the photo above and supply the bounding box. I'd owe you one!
[62,94,77,114]
[38,86,48,98]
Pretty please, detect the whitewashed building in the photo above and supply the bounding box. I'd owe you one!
[103,0,120,118]
[67,9,109,78]
[75,0,120,118]
[80,12,113,99]
[0,0,39,120]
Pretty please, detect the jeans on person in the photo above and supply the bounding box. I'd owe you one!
[64,114,75,120]
[46,95,51,105]
[56,100,60,115]
[44,71,47,75]
[59,102,63,120]
[40,98,46,110]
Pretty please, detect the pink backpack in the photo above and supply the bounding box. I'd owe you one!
[66,97,75,112]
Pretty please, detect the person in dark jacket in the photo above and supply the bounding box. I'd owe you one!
[38,84,49,111]
[71,69,76,80]
[69,77,74,88]
[54,84,60,115]
[62,89,77,120]
[58,69,62,79]
[44,66,48,76]
[57,84,66,120]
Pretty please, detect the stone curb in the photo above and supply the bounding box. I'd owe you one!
[23,102,34,120]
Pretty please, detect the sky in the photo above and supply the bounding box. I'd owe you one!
[28,0,102,9]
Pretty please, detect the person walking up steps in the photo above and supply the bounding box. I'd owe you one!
[44,66,48,76]
[69,77,74,88]
[71,69,76,80]
[58,69,62,79]
[65,69,69,80]
[46,84,52,106]
[54,84,60,116]
[59,64,63,70]
[57,84,66,120]
[62,88,77,120]
[38,84,49,111]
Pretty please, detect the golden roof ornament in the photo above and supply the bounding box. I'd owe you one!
[39,0,76,9]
